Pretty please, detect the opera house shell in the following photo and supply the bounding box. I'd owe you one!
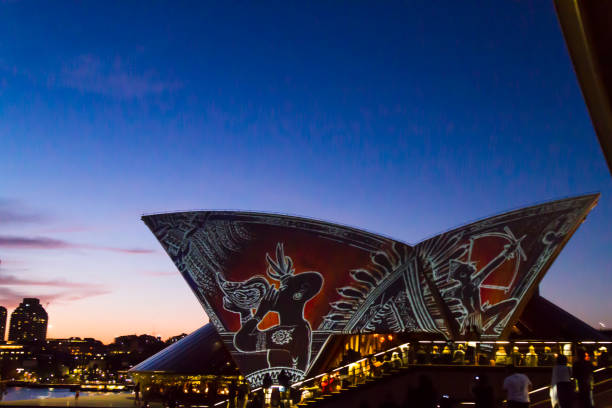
[141,194,599,386]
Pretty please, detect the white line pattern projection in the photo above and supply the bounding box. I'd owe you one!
[142,194,598,385]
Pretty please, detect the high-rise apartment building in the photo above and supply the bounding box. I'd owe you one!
[8,298,48,343]
[0,306,6,342]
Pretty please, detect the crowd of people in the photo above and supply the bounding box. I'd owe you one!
[291,345,605,408]
[133,343,607,408]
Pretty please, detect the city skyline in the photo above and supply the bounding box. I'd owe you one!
[1,1,611,344]
[0,296,187,345]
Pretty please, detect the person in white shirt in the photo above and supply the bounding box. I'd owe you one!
[551,354,573,408]
[503,365,532,408]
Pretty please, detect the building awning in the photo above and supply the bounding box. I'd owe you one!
[129,323,237,376]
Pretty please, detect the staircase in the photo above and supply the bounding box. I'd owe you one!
[296,365,406,407]
[294,365,612,408]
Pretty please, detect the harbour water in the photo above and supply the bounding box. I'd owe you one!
[1,387,129,402]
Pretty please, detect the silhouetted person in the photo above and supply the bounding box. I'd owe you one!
[472,374,494,408]
[133,382,140,405]
[466,342,477,365]
[228,381,238,408]
[431,345,440,364]
[369,355,382,377]
[237,381,249,408]
[262,373,273,390]
[382,353,393,372]
[495,346,509,365]
[509,346,523,367]
[452,344,466,364]
[524,346,538,367]
[441,345,452,364]
[277,369,290,389]
[573,349,594,408]
[551,354,573,408]
[392,351,402,368]
[597,346,609,367]
[412,375,437,408]
[320,375,331,394]
[539,346,555,366]
[502,365,531,408]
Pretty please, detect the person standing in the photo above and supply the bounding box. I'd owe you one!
[573,349,594,408]
[525,346,538,367]
[277,369,290,406]
[237,380,249,408]
[262,373,273,390]
[134,382,141,405]
[540,347,555,366]
[452,344,466,364]
[228,380,238,408]
[551,355,573,408]
[597,346,608,367]
[502,365,532,408]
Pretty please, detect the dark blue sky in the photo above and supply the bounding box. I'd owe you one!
[1,1,610,341]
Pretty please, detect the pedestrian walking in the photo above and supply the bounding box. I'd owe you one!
[573,349,594,408]
[551,354,573,408]
[502,365,531,408]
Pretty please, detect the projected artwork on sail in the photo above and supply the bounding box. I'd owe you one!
[143,194,597,385]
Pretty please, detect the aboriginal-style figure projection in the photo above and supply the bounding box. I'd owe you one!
[220,243,323,371]
[143,193,598,386]
[443,229,524,336]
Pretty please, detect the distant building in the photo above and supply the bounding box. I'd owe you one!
[0,306,6,342]
[8,298,48,343]
[165,333,188,345]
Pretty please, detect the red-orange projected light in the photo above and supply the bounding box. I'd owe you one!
[143,194,597,386]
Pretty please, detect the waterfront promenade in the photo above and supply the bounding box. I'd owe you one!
[0,394,162,408]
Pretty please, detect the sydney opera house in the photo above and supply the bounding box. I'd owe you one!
[130,194,610,406]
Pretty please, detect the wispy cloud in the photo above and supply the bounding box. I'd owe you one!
[98,247,156,254]
[0,267,111,309]
[0,286,30,309]
[0,199,49,224]
[0,199,154,253]
[58,55,182,99]
[0,287,111,309]
[0,236,70,249]
[0,274,101,288]
[53,289,111,303]
[37,225,93,234]
[0,235,155,254]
